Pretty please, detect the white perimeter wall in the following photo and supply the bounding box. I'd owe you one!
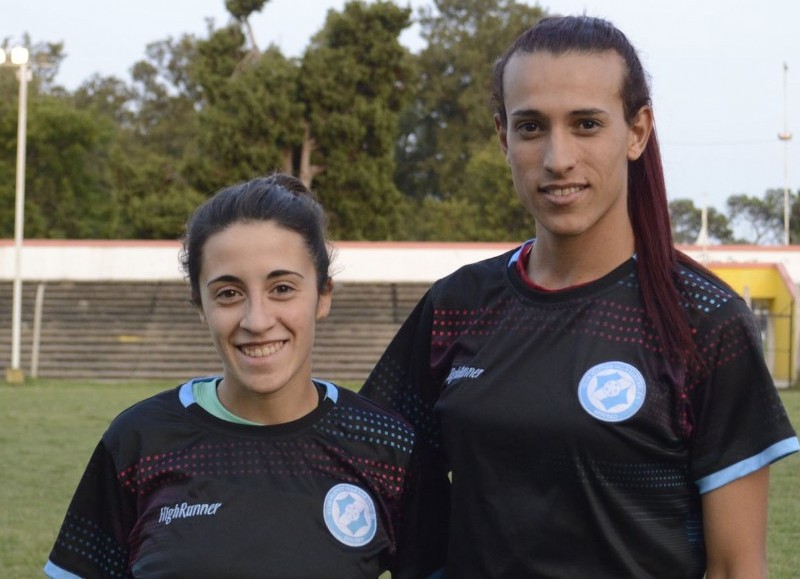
[3,240,800,284]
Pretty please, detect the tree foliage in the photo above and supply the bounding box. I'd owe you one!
[0,2,795,245]
[225,0,269,21]
[395,0,544,202]
[668,198,736,245]
[300,1,415,239]
[0,39,117,238]
[727,189,790,245]
[189,35,305,194]
[225,0,269,50]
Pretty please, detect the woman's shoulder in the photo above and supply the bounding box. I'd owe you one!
[429,245,522,300]
[674,257,763,349]
[676,255,744,316]
[102,385,185,443]
[441,246,520,282]
[330,385,412,426]
[320,383,416,453]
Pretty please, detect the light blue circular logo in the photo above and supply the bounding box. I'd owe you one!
[578,361,646,422]
[323,483,377,547]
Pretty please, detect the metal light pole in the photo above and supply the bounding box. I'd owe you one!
[779,63,793,246]
[1,45,29,383]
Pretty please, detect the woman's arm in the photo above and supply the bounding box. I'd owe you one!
[702,466,769,579]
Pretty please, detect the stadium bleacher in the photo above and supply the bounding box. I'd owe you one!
[0,280,429,384]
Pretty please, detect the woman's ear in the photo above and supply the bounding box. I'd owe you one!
[194,298,207,325]
[494,113,510,158]
[627,105,654,161]
[317,279,334,320]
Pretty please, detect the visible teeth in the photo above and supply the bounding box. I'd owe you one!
[241,342,284,357]
[548,186,583,197]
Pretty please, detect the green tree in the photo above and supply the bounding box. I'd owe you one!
[100,36,208,238]
[668,198,735,245]
[300,1,416,239]
[461,136,534,240]
[0,54,24,236]
[407,136,534,242]
[0,38,117,238]
[727,189,787,245]
[225,0,270,52]
[72,75,137,126]
[112,147,206,239]
[24,97,118,238]
[395,0,544,206]
[187,23,305,195]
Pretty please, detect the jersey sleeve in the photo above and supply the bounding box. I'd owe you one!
[361,290,451,579]
[45,439,135,578]
[688,297,799,493]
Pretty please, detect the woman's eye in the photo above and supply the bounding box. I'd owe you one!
[518,121,540,134]
[215,288,240,300]
[273,284,295,296]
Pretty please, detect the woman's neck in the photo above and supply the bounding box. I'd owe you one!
[526,229,635,290]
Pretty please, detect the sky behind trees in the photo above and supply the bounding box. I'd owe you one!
[4,0,799,213]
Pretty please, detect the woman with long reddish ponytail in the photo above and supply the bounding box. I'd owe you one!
[362,15,799,578]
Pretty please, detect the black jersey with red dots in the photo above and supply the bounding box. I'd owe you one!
[45,380,446,579]
[361,240,799,578]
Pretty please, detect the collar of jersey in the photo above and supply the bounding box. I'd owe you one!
[180,377,338,426]
[507,239,637,301]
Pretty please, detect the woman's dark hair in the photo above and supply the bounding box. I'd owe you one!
[180,173,332,307]
[492,16,705,375]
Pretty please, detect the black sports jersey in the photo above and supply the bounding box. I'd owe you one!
[361,242,799,578]
[45,379,446,578]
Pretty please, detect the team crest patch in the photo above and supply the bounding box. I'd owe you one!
[323,483,377,547]
[577,361,646,422]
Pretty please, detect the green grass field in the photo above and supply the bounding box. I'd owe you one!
[2,380,798,578]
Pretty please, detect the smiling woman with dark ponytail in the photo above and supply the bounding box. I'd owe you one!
[45,174,446,579]
[362,15,799,578]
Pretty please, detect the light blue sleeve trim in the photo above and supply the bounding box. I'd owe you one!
[43,560,83,578]
[696,436,800,494]
[178,379,196,407]
[313,379,339,403]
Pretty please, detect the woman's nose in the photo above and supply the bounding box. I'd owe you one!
[543,129,577,176]
[240,296,276,333]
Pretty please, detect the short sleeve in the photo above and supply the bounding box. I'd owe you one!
[45,440,134,578]
[688,298,799,493]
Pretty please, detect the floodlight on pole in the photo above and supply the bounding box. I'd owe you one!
[1,45,30,383]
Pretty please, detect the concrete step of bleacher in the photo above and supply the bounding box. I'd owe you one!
[0,280,428,384]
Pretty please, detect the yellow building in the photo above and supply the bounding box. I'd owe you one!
[709,262,798,388]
